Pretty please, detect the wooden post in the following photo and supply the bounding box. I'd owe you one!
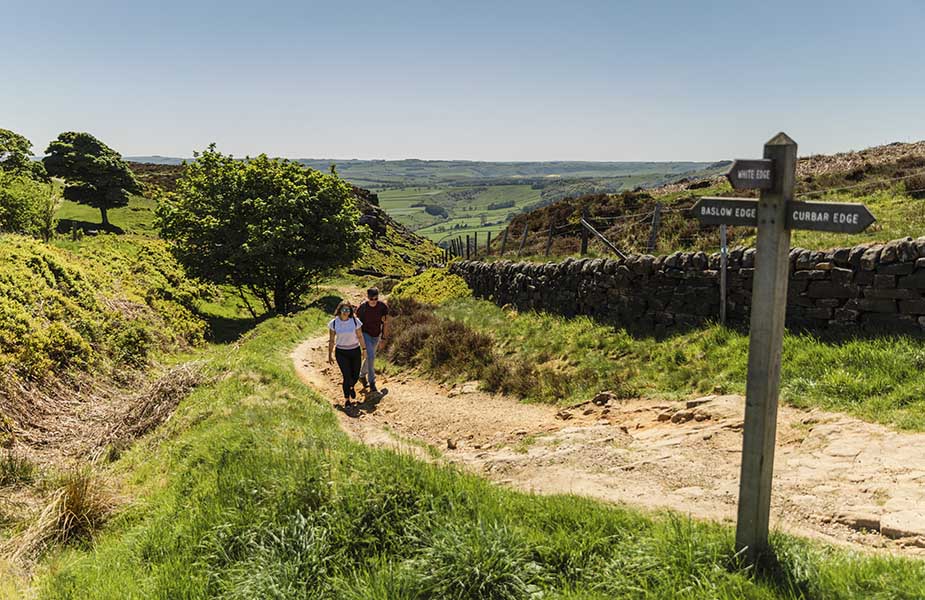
[499,228,509,256]
[735,133,797,562]
[517,223,529,256]
[474,232,479,259]
[545,222,555,257]
[580,208,589,255]
[720,224,728,325]
[647,202,662,253]
[466,235,470,260]
[486,231,492,255]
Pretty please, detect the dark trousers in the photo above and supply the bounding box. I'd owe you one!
[335,346,362,398]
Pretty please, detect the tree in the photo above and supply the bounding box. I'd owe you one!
[156,145,368,314]
[43,132,141,228]
[0,128,47,180]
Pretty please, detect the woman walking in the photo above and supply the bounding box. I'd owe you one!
[327,300,365,406]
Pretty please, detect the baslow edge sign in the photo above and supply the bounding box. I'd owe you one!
[692,197,876,233]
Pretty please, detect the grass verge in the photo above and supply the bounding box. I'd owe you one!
[437,297,925,430]
[24,308,925,598]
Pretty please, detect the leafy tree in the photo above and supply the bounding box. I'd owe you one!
[156,145,368,314]
[43,132,141,228]
[0,128,47,180]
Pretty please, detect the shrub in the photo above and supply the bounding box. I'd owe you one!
[420,320,493,374]
[0,450,35,486]
[391,268,471,305]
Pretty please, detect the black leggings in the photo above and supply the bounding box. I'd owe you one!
[335,347,362,399]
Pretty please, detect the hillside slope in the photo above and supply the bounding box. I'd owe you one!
[492,140,925,258]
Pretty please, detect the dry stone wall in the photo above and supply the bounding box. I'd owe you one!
[450,236,925,336]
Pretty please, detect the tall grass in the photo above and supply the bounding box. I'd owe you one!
[30,310,925,599]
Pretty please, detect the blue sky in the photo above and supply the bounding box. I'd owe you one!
[3,0,924,161]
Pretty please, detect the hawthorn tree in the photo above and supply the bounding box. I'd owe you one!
[156,145,367,314]
[43,132,141,228]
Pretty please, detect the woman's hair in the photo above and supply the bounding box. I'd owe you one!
[333,300,355,317]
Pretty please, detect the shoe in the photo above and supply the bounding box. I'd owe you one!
[359,375,368,389]
[369,386,379,395]
[344,399,352,407]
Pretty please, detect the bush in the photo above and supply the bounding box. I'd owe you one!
[391,268,471,305]
[0,172,59,239]
[420,320,493,373]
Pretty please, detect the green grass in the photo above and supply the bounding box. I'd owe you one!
[28,309,925,599]
[438,297,925,430]
[56,195,158,236]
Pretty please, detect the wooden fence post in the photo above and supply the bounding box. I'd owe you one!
[517,223,529,257]
[580,208,589,255]
[545,222,555,257]
[720,224,728,325]
[474,232,479,259]
[466,235,470,260]
[499,227,509,256]
[647,202,662,253]
[580,217,627,260]
[486,231,492,255]
[734,133,797,562]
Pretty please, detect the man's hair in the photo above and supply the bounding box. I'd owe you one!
[367,287,379,298]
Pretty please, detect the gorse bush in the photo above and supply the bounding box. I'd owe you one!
[391,267,471,305]
[0,234,208,380]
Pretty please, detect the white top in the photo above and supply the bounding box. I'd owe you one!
[329,316,363,349]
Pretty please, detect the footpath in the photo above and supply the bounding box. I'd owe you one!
[294,335,925,556]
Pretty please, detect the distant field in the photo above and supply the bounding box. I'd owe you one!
[378,184,543,242]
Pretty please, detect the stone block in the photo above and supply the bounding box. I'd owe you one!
[816,298,842,308]
[831,267,854,285]
[845,298,896,313]
[899,271,925,289]
[878,262,915,276]
[805,307,833,320]
[807,281,856,299]
[873,274,896,288]
[860,245,883,270]
[832,247,851,266]
[899,299,925,314]
[863,288,920,300]
[833,308,860,321]
[793,270,828,280]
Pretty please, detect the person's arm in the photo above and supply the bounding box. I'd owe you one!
[327,328,335,364]
[356,326,366,356]
[381,315,389,340]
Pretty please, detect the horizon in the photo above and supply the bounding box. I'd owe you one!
[5,0,925,161]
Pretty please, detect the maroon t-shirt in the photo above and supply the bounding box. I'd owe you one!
[357,301,389,337]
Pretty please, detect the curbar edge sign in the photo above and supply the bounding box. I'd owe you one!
[726,159,774,191]
[692,197,875,233]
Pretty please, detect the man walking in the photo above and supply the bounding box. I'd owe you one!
[357,287,389,395]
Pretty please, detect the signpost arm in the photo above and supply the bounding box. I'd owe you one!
[735,133,797,562]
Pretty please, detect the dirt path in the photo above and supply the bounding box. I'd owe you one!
[293,335,925,556]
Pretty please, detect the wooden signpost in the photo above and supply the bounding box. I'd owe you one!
[691,133,874,563]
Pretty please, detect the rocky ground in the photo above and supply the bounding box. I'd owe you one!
[295,335,925,556]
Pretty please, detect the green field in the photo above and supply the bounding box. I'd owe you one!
[56,195,157,236]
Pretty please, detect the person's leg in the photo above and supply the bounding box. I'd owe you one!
[348,347,362,398]
[362,333,380,391]
[359,334,370,387]
[335,348,352,400]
